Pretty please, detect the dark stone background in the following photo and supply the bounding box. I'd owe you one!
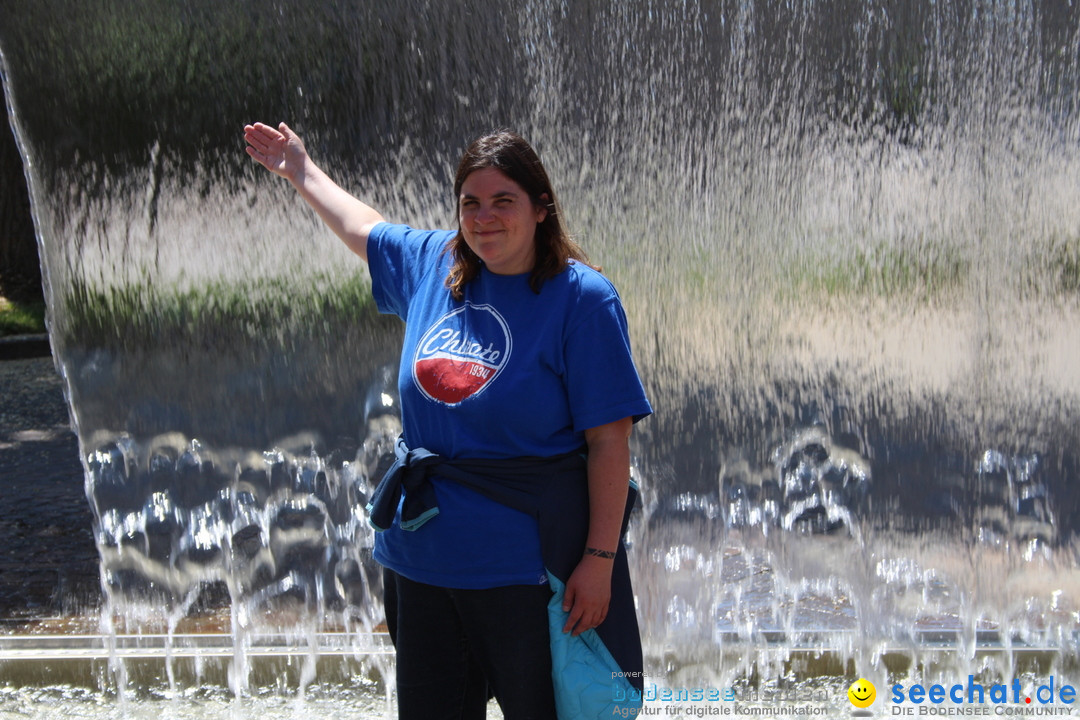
[0,354,99,622]
[1,77,88,622]
[1,83,41,305]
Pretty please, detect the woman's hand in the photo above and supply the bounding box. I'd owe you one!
[244,122,309,182]
[562,552,614,636]
[562,416,634,636]
[240,121,383,261]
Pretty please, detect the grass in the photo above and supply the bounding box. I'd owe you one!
[59,271,381,349]
[1053,237,1080,294]
[0,296,47,336]
[780,241,971,304]
[34,235,1080,349]
[775,234,1080,308]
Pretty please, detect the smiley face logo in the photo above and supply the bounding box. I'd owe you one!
[848,678,876,708]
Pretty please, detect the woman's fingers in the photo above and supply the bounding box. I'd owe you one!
[562,555,614,635]
[244,124,279,154]
[562,593,610,635]
[243,122,293,175]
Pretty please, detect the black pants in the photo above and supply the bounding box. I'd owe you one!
[383,568,557,720]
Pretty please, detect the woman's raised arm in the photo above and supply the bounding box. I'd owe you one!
[244,122,384,262]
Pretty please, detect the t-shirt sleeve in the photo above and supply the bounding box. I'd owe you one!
[367,223,454,321]
[563,287,652,432]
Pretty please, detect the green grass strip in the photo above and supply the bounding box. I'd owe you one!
[0,296,47,336]
[59,272,380,348]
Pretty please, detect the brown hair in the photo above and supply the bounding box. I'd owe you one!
[445,130,594,300]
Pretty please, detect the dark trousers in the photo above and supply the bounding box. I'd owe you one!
[383,568,557,720]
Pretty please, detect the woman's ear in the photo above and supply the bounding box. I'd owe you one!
[536,193,551,223]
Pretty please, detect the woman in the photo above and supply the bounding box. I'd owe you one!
[244,122,651,719]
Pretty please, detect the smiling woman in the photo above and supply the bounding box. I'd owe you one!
[441,130,599,304]
[458,167,547,276]
[244,122,652,720]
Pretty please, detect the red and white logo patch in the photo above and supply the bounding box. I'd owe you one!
[412,303,512,406]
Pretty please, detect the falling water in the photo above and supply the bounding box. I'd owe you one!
[2,0,1079,714]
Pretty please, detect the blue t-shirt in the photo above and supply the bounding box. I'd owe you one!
[367,223,652,588]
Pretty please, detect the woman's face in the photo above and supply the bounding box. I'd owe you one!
[459,167,548,276]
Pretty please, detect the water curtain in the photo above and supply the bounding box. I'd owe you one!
[1,0,1078,699]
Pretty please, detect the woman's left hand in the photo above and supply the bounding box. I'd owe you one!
[562,416,633,636]
[561,553,614,636]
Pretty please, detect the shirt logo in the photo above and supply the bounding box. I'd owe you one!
[412,303,512,406]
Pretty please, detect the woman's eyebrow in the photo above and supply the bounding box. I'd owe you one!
[460,190,520,200]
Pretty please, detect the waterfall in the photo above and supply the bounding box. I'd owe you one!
[2,0,1078,706]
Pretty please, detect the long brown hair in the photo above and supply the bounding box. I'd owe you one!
[445,130,594,301]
